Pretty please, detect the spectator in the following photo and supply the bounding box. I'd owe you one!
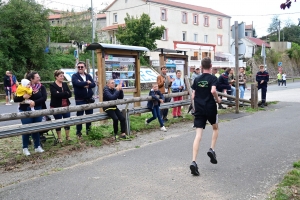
[94,71,99,98]
[238,67,247,99]
[228,68,236,98]
[212,68,224,109]
[145,83,167,132]
[103,79,129,140]
[157,66,173,122]
[256,65,269,108]
[3,71,12,105]
[14,71,46,156]
[281,72,287,87]
[277,72,282,86]
[217,68,232,109]
[171,70,185,118]
[72,61,96,139]
[191,67,201,83]
[10,71,18,101]
[50,70,72,143]
[189,57,221,176]
[16,79,34,111]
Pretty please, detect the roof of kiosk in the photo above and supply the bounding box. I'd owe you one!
[86,43,149,52]
[153,48,186,54]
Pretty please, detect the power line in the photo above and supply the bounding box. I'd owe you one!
[230,12,300,17]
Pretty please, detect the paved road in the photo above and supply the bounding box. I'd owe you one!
[0,83,299,199]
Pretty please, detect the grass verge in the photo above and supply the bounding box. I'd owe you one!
[268,160,300,200]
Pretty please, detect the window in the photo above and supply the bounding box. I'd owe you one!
[204,35,208,43]
[182,12,187,24]
[182,31,187,41]
[161,29,168,40]
[161,8,167,21]
[217,35,222,46]
[193,14,198,25]
[113,13,117,23]
[194,33,198,42]
[217,18,222,28]
[204,15,209,27]
[245,32,248,36]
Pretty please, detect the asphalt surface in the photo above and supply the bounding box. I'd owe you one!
[0,83,299,199]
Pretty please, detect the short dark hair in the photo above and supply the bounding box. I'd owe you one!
[26,71,38,81]
[161,66,167,70]
[77,61,86,67]
[54,70,64,78]
[201,57,211,69]
[176,70,181,74]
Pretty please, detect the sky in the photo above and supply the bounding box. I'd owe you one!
[36,0,300,37]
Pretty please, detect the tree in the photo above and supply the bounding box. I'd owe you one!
[0,0,50,77]
[287,43,300,71]
[116,13,165,52]
[282,25,300,45]
[267,15,280,34]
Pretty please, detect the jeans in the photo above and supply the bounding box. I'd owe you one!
[160,97,171,119]
[281,80,286,86]
[147,105,164,127]
[239,85,245,99]
[231,86,236,97]
[105,108,126,135]
[278,79,282,86]
[20,106,42,148]
[53,112,71,131]
[75,100,93,133]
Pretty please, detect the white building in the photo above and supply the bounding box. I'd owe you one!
[103,0,231,63]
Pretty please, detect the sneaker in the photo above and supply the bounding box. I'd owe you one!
[145,119,148,125]
[5,103,12,106]
[35,146,44,153]
[207,148,217,164]
[160,126,167,132]
[260,103,265,108]
[23,148,31,156]
[218,105,226,109]
[10,100,14,103]
[190,161,200,176]
[163,118,169,122]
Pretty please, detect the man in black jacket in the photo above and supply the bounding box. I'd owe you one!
[3,71,12,105]
[72,61,96,138]
[256,65,269,108]
[103,79,129,140]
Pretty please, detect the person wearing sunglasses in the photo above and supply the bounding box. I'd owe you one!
[72,61,96,139]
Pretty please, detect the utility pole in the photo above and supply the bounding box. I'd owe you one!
[234,21,239,114]
[91,0,95,79]
[278,20,281,42]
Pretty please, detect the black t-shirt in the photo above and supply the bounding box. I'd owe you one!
[192,73,218,116]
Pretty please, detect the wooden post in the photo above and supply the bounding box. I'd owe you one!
[86,59,90,74]
[122,104,130,135]
[97,49,105,112]
[251,83,258,110]
[134,53,141,108]
[158,53,165,74]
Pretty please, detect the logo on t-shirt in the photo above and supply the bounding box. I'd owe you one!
[197,81,208,88]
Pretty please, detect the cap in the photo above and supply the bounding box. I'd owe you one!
[21,79,30,87]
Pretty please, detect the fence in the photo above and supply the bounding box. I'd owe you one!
[0,77,257,139]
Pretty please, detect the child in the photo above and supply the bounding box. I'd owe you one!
[145,83,167,132]
[16,79,35,111]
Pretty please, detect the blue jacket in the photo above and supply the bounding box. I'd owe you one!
[72,72,95,100]
[256,71,269,86]
[103,86,124,111]
[147,89,164,109]
[171,78,185,91]
[218,72,230,85]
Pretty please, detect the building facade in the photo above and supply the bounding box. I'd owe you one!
[103,0,231,62]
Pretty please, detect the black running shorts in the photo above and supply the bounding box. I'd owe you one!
[194,114,218,129]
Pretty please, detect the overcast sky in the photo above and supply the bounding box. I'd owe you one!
[38,0,300,37]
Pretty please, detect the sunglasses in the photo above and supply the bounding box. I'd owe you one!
[77,66,85,69]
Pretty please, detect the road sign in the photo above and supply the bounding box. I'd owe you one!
[231,40,246,59]
[278,62,282,67]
